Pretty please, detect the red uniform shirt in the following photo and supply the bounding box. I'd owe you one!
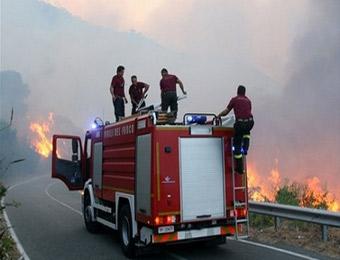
[160,74,178,92]
[129,82,146,103]
[111,75,125,97]
[227,95,252,119]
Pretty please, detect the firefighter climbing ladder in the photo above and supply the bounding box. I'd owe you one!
[231,138,250,239]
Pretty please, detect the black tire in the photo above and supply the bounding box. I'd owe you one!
[118,204,135,258]
[83,192,101,233]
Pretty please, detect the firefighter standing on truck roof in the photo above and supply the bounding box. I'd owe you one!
[129,75,150,115]
[218,85,254,174]
[110,65,128,122]
[160,68,186,119]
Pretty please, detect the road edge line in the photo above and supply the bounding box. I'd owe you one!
[231,238,319,260]
[1,197,30,260]
[1,175,47,259]
[44,182,82,216]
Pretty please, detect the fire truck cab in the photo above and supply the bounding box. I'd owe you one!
[51,112,249,257]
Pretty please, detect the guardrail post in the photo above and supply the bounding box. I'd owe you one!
[321,225,328,241]
[249,201,340,242]
[274,216,280,231]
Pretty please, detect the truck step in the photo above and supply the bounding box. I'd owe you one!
[235,218,248,223]
[93,203,112,213]
[234,186,246,190]
[96,217,116,230]
[234,202,246,207]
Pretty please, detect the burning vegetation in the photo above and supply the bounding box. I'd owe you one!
[247,161,339,212]
[29,113,55,158]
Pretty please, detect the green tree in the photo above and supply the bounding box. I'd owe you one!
[275,182,300,206]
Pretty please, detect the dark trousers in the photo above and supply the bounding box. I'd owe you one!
[132,101,146,114]
[113,97,125,122]
[161,91,178,118]
[233,119,254,172]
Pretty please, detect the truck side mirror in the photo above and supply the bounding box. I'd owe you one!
[72,138,79,161]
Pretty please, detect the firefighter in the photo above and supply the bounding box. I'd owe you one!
[160,68,186,119]
[129,75,150,114]
[218,85,254,174]
[110,65,128,122]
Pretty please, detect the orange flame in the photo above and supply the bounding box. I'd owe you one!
[304,176,339,212]
[247,161,280,202]
[268,159,281,191]
[247,161,339,212]
[29,113,54,158]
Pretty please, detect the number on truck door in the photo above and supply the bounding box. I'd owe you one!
[51,135,85,190]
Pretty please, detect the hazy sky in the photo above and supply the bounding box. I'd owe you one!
[43,0,309,82]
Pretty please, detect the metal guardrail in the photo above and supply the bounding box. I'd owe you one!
[249,201,340,241]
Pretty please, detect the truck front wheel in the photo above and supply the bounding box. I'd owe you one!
[118,204,135,258]
[83,192,100,233]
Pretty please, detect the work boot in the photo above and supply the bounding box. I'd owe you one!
[242,137,250,155]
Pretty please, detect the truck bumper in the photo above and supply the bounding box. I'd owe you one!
[152,225,235,244]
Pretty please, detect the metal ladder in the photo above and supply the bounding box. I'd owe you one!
[231,139,250,240]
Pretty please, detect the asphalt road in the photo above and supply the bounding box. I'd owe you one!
[3,174,330,260]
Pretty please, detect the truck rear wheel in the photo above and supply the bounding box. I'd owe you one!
[118,204,135,258]
[83,192,100,233]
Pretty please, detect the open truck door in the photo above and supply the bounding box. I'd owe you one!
[52,135,85,190]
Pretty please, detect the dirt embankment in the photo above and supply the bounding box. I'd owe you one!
[250,221,340,259]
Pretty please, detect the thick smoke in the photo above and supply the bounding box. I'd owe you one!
[0,71,41,181]
[0,71,29,121]
[1,0,277,130]
[0,70,82,182]
[252,1,340,197]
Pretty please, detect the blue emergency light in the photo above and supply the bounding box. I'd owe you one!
[91,117,104,129]
[186,115,207,125]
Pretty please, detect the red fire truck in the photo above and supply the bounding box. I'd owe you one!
[51,112,249,257]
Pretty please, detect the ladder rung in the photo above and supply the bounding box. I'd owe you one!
[234,202,246,207]
[236,218,248,223]
[234,186,246,190]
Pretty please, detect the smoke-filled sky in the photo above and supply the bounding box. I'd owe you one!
[1,0,339,198]
[43,0,309,82]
